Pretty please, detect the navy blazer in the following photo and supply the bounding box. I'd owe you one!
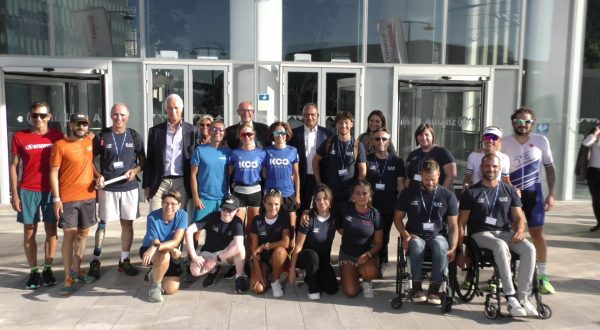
[290,125,332,181]
[143,120,198,199]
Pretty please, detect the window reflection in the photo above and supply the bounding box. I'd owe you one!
[283,0,363,62]
[146,0,230,59]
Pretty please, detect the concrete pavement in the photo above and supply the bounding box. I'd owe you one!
[0,201,599,329]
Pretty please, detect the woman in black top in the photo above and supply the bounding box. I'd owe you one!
[250,189,290,297]
[338,179,383,298]
[289,184,338,300]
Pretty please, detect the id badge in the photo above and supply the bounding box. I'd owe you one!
[338,168,348,176]
[113,161,124,169]
[485,216,497,226]
[375,183,385,190]
[414,174,422,182]
[423,222,434,231]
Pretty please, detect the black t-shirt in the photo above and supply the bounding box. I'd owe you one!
[251,213,291,245]
[459,181,522,234]
[197,212,244,252]
[316,136,367,202]
[93,128,145,192]
[395,184,458,239]
[298,212,336,258]
[406,146,455,188]
[366,154,406,215]
[336,202,381,257]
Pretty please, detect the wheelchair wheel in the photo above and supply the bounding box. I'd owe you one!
[452,238,480,302]
[391,296,403,309]
[538,303,552,319]
[484,303,500,319]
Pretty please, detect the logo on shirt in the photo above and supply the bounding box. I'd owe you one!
[433,202,444,207]
[387,166,396,170]
[411,200,420,206]
[269,158,290,166]
[313,227,320,234]
[345,216,353,222]
[499,197,509,202]
[125,142,134,148]
[477,198,485,203]
[212,225,220,232]
[238,161,259,169]
[25,143,53,150]
[369,165,377,170]
[86,146,93,151]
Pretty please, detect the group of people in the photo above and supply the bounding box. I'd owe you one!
[11,95,557,316]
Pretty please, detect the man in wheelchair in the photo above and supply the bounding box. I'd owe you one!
[393,160,458,305]
[457,154,538,317]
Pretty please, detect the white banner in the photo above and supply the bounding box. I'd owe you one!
[377,17,407,64]
[73,8,114,57]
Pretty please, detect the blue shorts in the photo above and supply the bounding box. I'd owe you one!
[193,198,221,222]
[521,183,545,228]
[16,189,56,225]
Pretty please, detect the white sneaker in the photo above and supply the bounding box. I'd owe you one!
[271,280,284,298]
[520,299,539,317]
[507,297,526,317]
[307,292,320,300]
[362,281,375,298]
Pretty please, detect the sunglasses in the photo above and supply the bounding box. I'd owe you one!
[30,113,49,120]
[272,130,287,137]
[513,119,533,125]
[211,127,225,133]
[240,132,255,138]
[483,134,500,141]
[374,137,388,142]
[198,123,211,127]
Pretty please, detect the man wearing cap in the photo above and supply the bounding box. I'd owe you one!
[89,103,146,279]
[224,101,269,149]
[50,113,99,295]
[463,126,511,190]
[143,94,198,212]
[184,194,248,293]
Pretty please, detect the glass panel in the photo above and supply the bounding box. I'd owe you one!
[367,0,443,64]
[286,72,318,129]
[398,87,415,158]
[447,0,521,65]
[191,69,225,124]
[283,0,363,62]
[430,90,482,182]
[112,62,144,137]
[150,69,185,126]
[86,82,103,134]
[146,0,230,59]
[325,72,356,133]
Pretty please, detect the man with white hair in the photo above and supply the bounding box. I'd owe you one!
[143,94,199,212]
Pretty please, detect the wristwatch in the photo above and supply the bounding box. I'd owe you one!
[216,255,222,262]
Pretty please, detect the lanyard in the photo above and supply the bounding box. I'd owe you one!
[111,131,127,160]
[419,186,438,222]
[483,184,500,216]
[337,138,353,169]
[375,155,389,183]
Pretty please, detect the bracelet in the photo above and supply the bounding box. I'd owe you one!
[53,197,61,203]
[366,252,373,258]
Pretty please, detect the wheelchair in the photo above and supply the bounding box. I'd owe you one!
[451,236,552,319]
[391,236,454,313]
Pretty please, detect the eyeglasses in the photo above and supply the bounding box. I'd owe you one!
[483,134,500,141]
[272,130,287,137]
[211,127,225,133]
[303,113,318,117]
[240,132,255,138]
[74,121,89,127]
[239,109,254,113]
[199,123,211,128]
[374,137,388,142]
[162,201,179,207]
[513,119,533,125]
[30,113,49,120]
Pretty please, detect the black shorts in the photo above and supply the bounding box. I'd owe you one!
[280,195,297,212]
[139,246,182,277]
[234,191,262,208]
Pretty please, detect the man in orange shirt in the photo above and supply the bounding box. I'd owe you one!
[50,113,99,295]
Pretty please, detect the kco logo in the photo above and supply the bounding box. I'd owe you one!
[239,161,259,168]
[269,158,290,166]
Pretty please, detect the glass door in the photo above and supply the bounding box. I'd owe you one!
[146,64,230,128]
[398,79,485,186]
[283,67,361,135]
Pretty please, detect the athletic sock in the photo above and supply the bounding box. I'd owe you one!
[120,252,130,262]
[43,264,52,270]
[30,266,39,272]
[537,262,547,275]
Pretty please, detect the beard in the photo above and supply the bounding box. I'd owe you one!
[513,126,531,136]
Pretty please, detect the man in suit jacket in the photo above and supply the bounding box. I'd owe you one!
[289,102,332,214]
[224,101,269,149]
[143,94,199,212]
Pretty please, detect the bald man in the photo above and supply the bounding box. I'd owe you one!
[224,101,269,149]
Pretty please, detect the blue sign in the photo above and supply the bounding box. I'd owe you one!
[258,94,269,101]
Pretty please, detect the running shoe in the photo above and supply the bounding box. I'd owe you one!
[520,299,539,317]
[25,269,41,290]
[234,276,249,294]
[203,266,221,287]
[271,280,284,298]
[74,271,96,284]
[148,283,163,303]
[223,265,237,280]
[118,258,139,276]
[362,281,374,298]
[507,297,526,317]
[60,277,76,296]
[42,267,57,286]
[88,259,101,280]
[539,274,556,294]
